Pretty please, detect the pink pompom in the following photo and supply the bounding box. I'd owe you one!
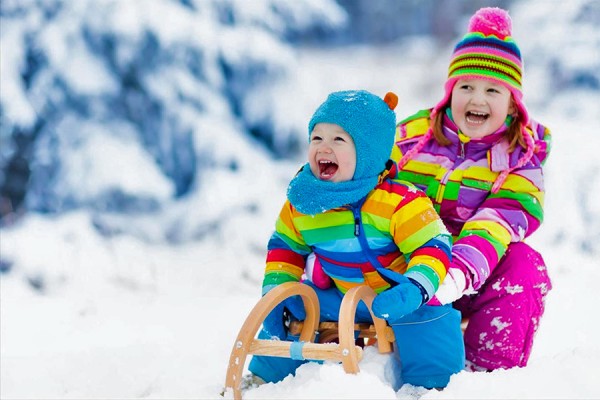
[468,7,512,38]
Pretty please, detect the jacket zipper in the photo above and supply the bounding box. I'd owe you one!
[351,203,385,271]
[434,139,466,205]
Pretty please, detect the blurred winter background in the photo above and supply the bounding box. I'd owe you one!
[1,0,599,399]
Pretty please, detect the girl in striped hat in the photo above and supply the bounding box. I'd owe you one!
[391,7,552,371]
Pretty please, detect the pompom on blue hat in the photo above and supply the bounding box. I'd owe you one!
[308,90,398,181]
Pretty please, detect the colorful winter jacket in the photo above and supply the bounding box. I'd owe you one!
[390,109,551,289]
[262,171,452,299]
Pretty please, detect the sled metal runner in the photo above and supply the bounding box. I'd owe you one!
[224,282,394,400]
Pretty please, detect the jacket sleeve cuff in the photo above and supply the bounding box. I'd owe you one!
[404,272,433,303]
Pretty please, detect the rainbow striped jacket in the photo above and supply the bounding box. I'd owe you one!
[390,109,551,289]
[262,174,452,299]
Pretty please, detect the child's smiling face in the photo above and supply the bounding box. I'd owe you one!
[308,123,356,182]
[450,79,516,139]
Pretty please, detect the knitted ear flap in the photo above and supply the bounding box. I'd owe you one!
[384,92,398,111]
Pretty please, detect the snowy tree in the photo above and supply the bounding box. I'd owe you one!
[0,0,346,220]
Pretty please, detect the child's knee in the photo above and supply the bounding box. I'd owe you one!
[497,243,552,299]
[390,305,465,389]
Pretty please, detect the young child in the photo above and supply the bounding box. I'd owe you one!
[247,90,464,390]
[391,7,552,371]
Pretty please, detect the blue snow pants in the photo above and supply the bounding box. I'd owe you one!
[248,282,465,389]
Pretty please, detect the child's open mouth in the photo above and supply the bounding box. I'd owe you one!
[465,111,489,124]
[318,160,338,180]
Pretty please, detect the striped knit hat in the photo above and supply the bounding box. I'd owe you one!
[433,7,528,125]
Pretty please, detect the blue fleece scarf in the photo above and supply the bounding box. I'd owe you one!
[287,163,378,215]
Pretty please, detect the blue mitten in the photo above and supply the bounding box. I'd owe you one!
[263,303,287,339]
[262,293,307,339]
[372,273,429,322]
[283,295,306,321]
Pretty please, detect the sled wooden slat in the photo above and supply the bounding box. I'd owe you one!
[289,321,396,343]
[224,282,393,400]
[248,339,362,362]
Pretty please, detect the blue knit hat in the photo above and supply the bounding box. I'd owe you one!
[307,90,397,181]
[287,90,397,215]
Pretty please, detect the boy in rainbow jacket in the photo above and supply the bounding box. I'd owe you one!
[248,90,464,389]
[391,8,552,371]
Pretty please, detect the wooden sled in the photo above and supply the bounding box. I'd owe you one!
[224,282,394,399]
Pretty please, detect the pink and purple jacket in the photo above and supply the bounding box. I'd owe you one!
[390,109,551,289]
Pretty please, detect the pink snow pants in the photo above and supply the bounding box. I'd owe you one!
[453,242,551,370]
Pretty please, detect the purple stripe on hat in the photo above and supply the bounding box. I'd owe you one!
[455,35,521,58]
[455,45,522,64]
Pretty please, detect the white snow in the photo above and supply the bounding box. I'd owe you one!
[2,1,600,399]
[490,317,511,334]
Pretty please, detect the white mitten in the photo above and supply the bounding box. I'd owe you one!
[429,267,474,305]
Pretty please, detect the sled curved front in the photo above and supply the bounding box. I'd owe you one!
[224,282,320,400]
[223,283,390,399]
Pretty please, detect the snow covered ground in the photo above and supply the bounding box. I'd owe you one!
[2,2,600,399]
